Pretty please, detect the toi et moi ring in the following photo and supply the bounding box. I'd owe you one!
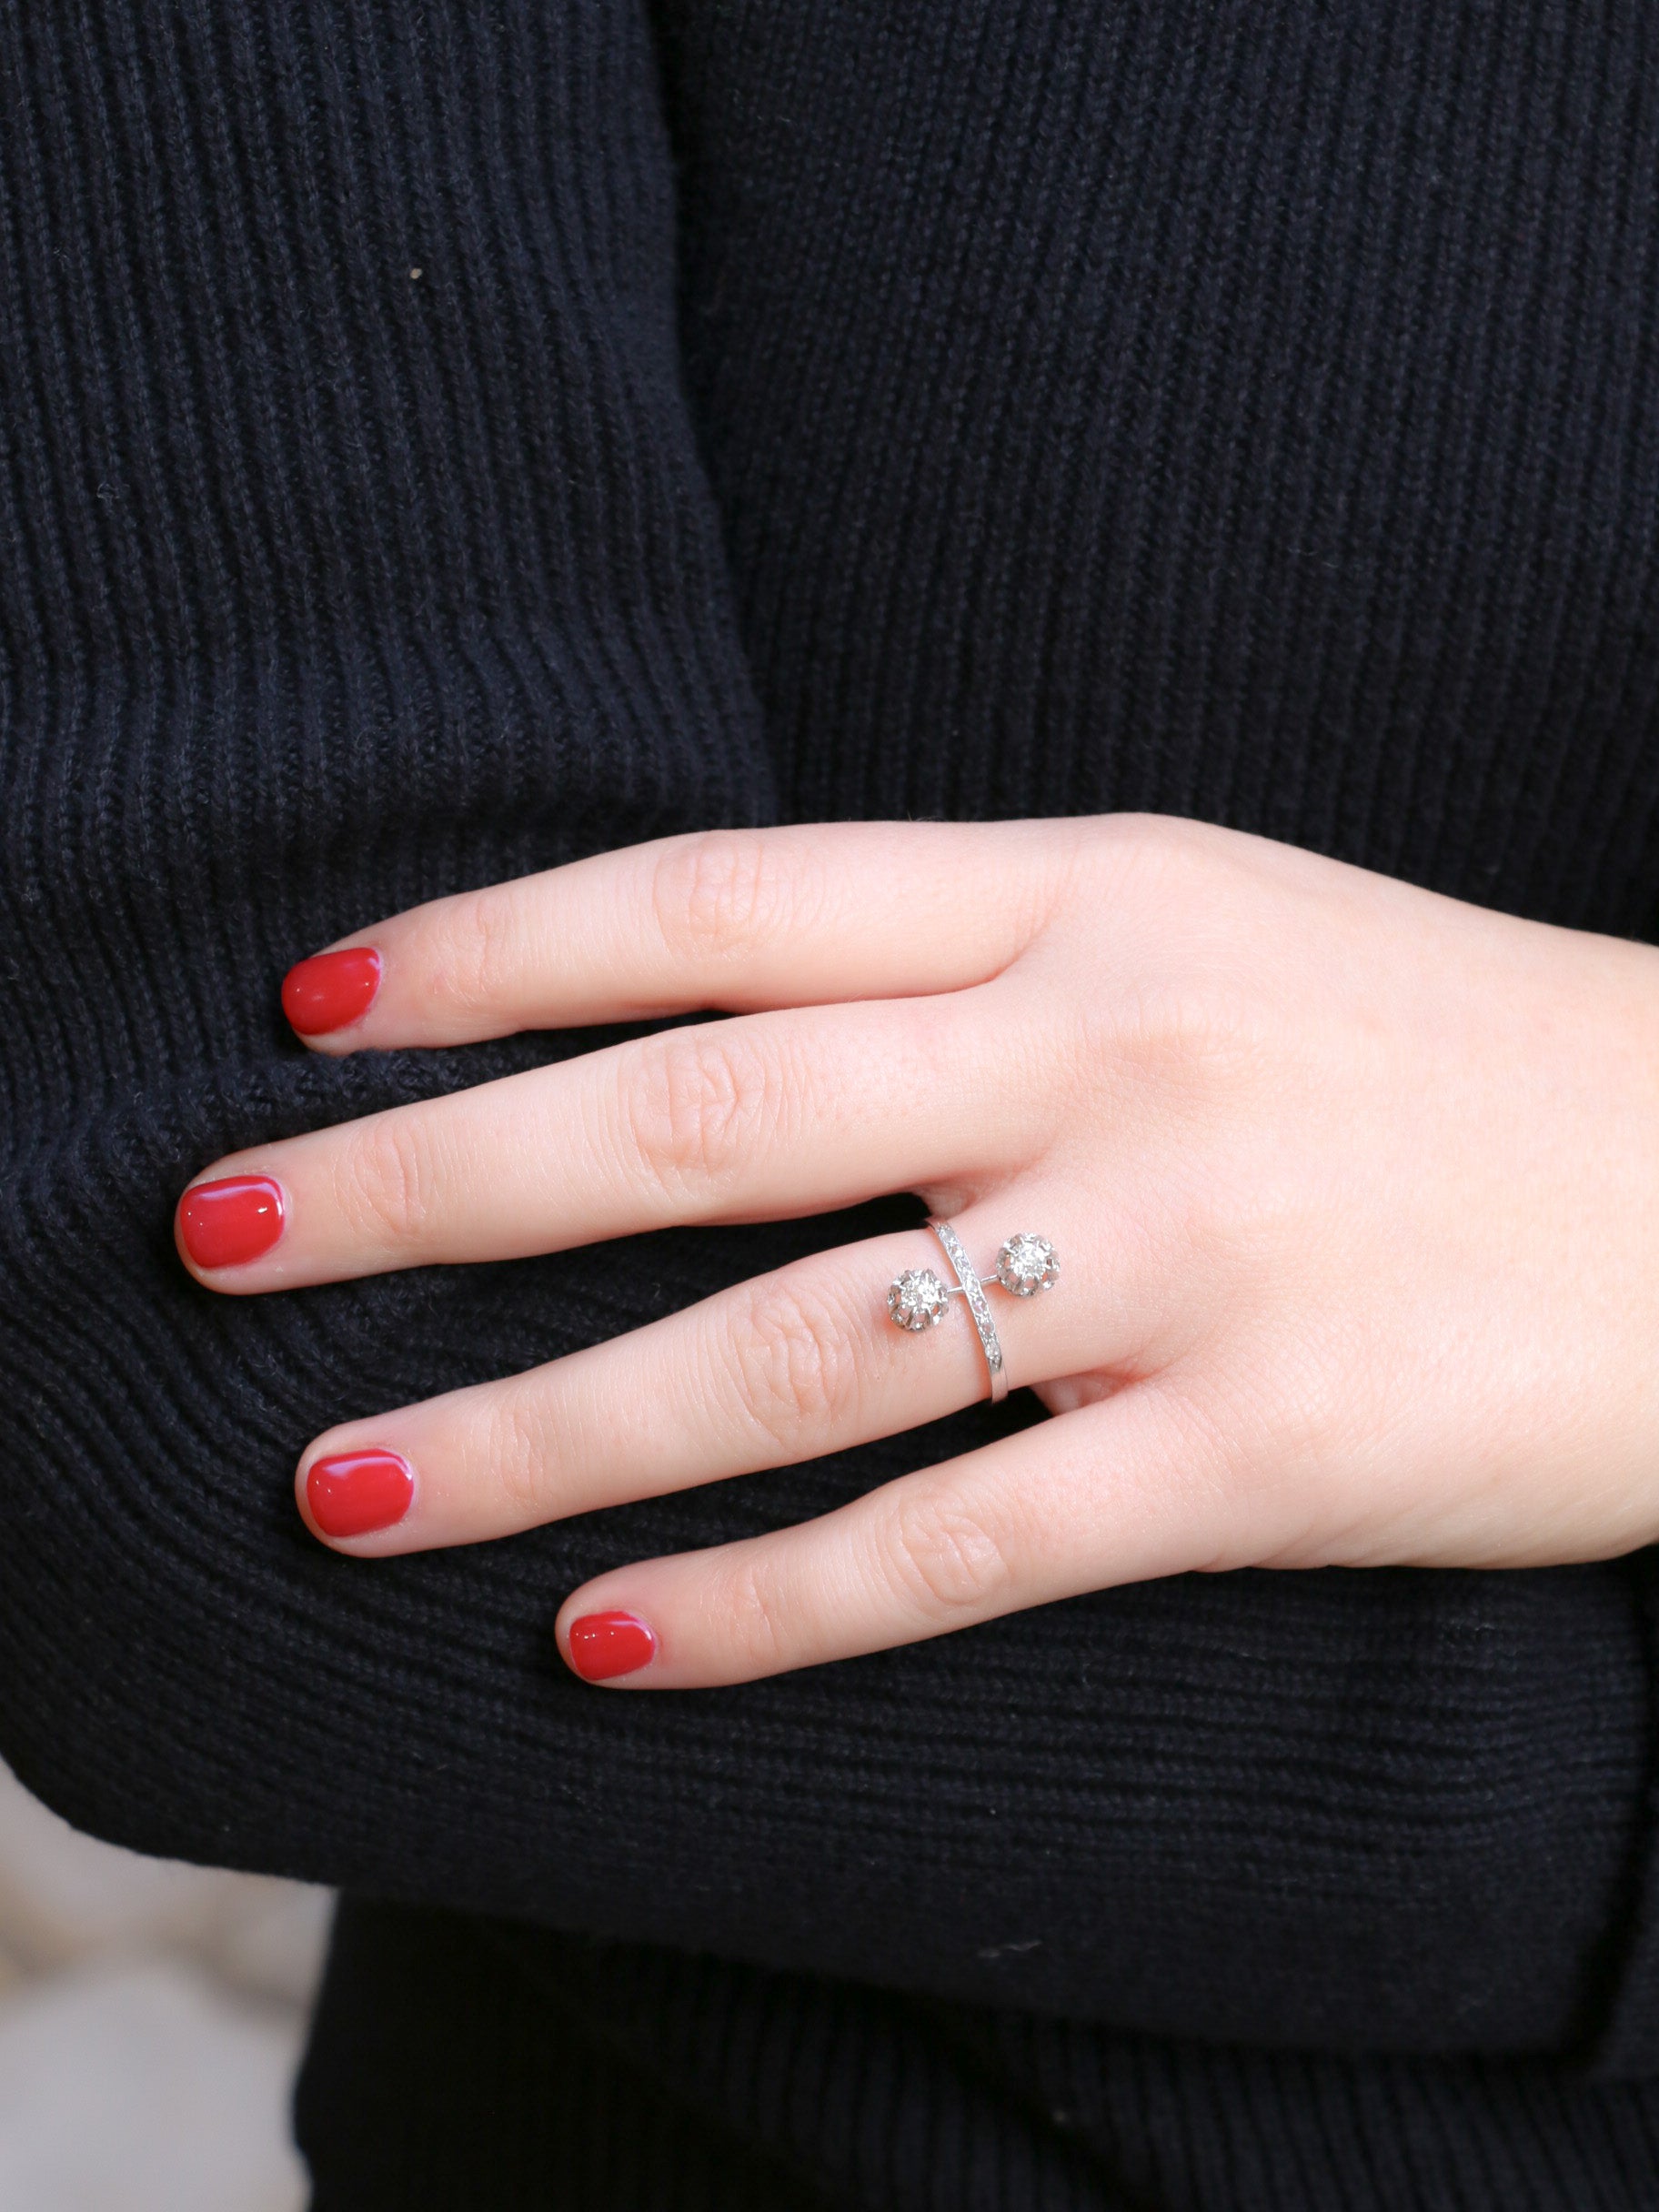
[887,1222,1060,1404]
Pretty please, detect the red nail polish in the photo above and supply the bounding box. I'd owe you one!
[176,1175,286,1269]
[282,946,381,1037]
[567,1612,658,1682]
[305,1449,415,1538]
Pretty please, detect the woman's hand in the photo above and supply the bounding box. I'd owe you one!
[176,818,1659,1685]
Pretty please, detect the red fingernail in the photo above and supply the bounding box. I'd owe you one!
[282,946,381,1037]
[305,1449,415,1538]
[176,1175,286,1269]
[567,1612,658,1683]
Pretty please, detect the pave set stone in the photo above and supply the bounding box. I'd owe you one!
[926,1217,1006,1380]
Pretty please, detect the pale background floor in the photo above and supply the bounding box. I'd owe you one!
[0,1758,331,2211]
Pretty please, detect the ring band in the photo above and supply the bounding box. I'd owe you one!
[929,1218,1007,1403]
[885,1226,1060,1403]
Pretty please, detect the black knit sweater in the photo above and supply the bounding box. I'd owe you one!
[4,3,1659,2207]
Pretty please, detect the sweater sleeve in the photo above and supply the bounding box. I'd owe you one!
[1,0,1655,2067]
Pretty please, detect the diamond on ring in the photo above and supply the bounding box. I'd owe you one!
[888,1267,951,1331]
[994,1232,1060,1296]
[888,1225,1057,1403]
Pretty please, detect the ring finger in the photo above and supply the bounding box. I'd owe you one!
[296,1204,1119,1553]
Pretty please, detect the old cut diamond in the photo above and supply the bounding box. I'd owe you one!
[995,1232,1059,1297]
[888,1267,950,1331]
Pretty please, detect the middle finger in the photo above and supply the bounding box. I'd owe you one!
[176,993,1032,1292]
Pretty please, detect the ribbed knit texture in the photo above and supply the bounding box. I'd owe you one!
[298,1904,1659,2212]
[4,2,1659,2206]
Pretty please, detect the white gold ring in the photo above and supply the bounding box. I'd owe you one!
[886,1225,1061,1403]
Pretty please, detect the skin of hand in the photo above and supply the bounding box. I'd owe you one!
[174,816,1659,1686]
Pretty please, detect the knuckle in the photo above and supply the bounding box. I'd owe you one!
[488,1392,558,1523]
[1111,980,1213,1074]
[649,830,794,966]
[725,1276,863,1448]
[444,886,525,1015]
[875,1484,1016,1624]
[333,1113,433,1249]
[620,1026,786,1201]
[1090,979,1259,1113]
[714,1551,791,1675]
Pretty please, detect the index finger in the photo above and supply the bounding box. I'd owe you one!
[282,820,1083,1050]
